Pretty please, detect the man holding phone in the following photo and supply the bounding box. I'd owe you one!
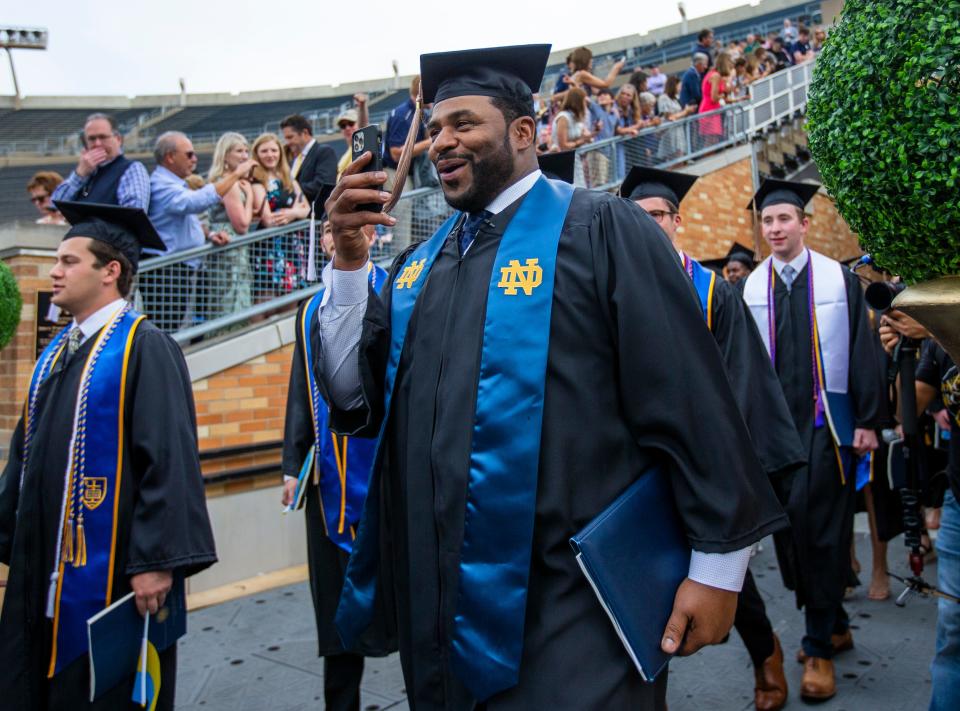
[321,44,787,710]
[51,113,150,210]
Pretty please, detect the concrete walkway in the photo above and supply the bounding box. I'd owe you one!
[177,530,939,710]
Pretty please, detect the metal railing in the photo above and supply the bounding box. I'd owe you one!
[137,61,812,344]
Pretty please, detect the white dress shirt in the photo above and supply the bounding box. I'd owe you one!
[316,171,751,592]
[72,298,128,346]
[771,248,809,278]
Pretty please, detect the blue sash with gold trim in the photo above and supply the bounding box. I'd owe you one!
[33,305,146,676]
[337,176,575,701]
[682,252,717,331]
[300,277,383,553]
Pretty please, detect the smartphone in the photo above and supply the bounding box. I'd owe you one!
[351,125,384,213]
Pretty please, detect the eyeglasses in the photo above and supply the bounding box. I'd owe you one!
[339,122,357,130]
[184,150,197,159]
[30,194,49,204]
[646,210,676,222]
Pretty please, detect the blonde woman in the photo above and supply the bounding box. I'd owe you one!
[207,132,255,318]
[250,133,310,295]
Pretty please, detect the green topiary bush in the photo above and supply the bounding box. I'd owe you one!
[806,0,960,283]
[0,261,22,351]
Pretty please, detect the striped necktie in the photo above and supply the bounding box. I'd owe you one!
[458,211,492,256]
[781,264,797,293]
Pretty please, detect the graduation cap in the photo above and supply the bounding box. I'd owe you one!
[538,150,576,184]
[55,200,165,273]
[619,167,699,207]
[420,44,551,105]
[747,178,820,212]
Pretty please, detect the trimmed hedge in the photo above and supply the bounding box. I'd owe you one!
[806,0,960,282]
[0,261,21,351]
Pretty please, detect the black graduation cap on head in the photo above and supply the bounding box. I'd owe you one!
[538,150,576,184]
[420,44,552,105]
[747,178,820,212]
[619,166,699,207]
[55,200,166,273]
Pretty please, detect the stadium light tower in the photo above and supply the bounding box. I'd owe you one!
[0,26,49,110]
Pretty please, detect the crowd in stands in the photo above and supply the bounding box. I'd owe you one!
[22,16,822,331]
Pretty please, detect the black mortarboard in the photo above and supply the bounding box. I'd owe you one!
[420,44,551,105]
[55,200,166,273]
[619,166,699,206]
[727,252,754,269]
[747,178,820,212]
[538,150,576,184]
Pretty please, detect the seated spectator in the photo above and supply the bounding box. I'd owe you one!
[656,76,693,160]
[568,46,625,95]
[280,114,337,211]
[144,131,254,331]
[551,87,593,150]
[207,132,255,318]
[384,75,431,192]
[251,133,309,228]
[614,83,642,137]
[694,28,715,69]
[679,53,709,111]
[646,65,666,95]
[26,171,67,225]
[51,112,149,209]
[769,37,792,71]
[335,94,370,181]
[588,89,619,140]
[782,18,798,44]
[813,27,828,53]
[792,27,815,64]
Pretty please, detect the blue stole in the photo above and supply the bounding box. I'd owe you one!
[682,252,717,331]
[299,265,386,552]
[25,305,146,676]
[336,176,575,700]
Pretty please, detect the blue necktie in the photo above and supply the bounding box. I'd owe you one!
[458,210,492,256]
[781,264,797,293]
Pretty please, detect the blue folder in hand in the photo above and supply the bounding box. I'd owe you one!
[569,465,691,682]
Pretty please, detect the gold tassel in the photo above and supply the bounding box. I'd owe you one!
[383,84,424,214]
[74,520,87,567]
[62,518,74,564]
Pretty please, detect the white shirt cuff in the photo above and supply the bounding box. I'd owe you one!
[687,546,753,592]
[330,260,371,306]
[283,474,296,483]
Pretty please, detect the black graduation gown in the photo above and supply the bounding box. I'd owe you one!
[326,188,789,710]
[281,301,397,658]
[0,321,217,710]
[765,263,881,610]
[708,277,805,478]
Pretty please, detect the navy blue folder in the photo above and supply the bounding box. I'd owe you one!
[569,465,690,681]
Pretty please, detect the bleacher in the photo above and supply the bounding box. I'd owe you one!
[0,107,158,143]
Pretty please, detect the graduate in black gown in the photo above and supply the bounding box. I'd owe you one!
[321,45,789,711]
[623,167,805,711]
[0,202,217,710]
[281,223,396,711]
[741,181,881,703]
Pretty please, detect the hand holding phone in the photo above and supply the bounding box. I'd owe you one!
[351,125,384,213]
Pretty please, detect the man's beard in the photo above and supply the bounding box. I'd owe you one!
[439,137,515,213]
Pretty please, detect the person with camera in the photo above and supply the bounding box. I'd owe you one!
[742,179,882,702]
[319,44,788,710]
[880,310,960,711]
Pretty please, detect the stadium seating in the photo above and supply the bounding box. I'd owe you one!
[0,107,159,143]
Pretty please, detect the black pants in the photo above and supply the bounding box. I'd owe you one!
[734,568,776,666]
[804,604,850,659]
[324,652,365,711]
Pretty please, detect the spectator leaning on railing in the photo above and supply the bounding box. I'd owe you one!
[791,27,815,64]
[26,171,67,225]
[680,53,709,112]
[551,87,593,151]
[51,112,150,209]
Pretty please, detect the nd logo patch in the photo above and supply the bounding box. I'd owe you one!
[82,477,108,511]
[498,258,543,296]
[395,259,426,290]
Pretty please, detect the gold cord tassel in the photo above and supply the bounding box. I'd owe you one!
[74,519,87,567]
[383,85,424,214]
[62,518,74,564]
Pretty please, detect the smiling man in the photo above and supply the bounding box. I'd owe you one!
[321,45,788,710]
[742,179,881,703]
[0,202,216,710]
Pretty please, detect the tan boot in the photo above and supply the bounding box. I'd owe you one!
[754,634,787,711]
[801,657,837,701]
[796,629,855,663]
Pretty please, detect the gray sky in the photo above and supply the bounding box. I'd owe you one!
[4,0,747,98]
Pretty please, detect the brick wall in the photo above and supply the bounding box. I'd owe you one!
[676,157,862,264]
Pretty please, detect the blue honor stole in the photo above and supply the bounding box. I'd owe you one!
[682,252,717,330]
[300,286,381,553]
[26,305,146,676]
[336,176,575,700]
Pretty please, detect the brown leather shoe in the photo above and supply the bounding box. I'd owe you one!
[796,629,855,663]
[754,634,788,711]
[801,657,837,701]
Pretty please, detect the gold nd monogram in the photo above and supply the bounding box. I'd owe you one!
[498,259,543,296]
[395,259,426,290]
